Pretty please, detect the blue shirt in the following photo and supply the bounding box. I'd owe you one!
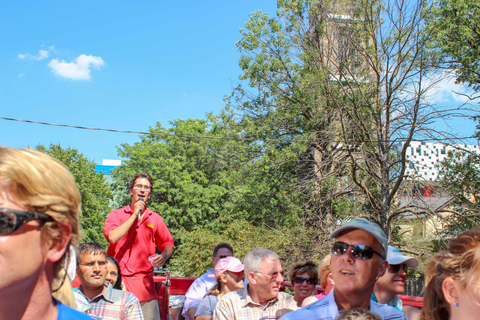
[56,300,95,320]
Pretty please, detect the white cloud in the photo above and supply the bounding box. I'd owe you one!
[427,73,475,104]
[48,54,105,80]
[37,49,49,60]
[18,48,51,60]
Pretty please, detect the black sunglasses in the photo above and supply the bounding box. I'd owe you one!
[388,263,409,274]
[293,277,316,285]
[331,241,384,260]
[0,208,53,235]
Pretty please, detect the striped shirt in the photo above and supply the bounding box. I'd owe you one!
[75,284,144,320]
[213,286,297,320]
[279,289,407,320]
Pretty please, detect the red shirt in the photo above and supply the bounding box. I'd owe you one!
[104,205,174,301]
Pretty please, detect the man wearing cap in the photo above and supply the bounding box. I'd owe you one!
[214,247,297,320]
[194,256,245,320]
[181,243,234,320]
[280,218,407,320]
[372,245,421,320]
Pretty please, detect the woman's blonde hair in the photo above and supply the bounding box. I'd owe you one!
[318,254,331,288]
[421,228,480,320]
[0,147,81,281]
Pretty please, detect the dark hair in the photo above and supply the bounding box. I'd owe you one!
[77,242,106,263]
[421,228,480,320]
[106,256,123,290]
[288,260,318,284]
[128,172,154,192]
[213,243,234,257]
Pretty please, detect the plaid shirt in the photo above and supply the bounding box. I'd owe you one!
[213,286,297,320]
[75,284,144,320]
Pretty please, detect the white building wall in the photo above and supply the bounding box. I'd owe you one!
[404,142,480,181]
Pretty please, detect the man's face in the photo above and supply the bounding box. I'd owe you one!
[250,258,284,301]
[77,252,107,291]
[212,247,233,267]
[330,229,387,296]
[0,187,45,297]
[129,177,151,203]
[375,263,407,295]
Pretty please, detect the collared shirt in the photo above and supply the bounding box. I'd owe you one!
[371,292,403,313]
[104,205,174,301]
[279,289,407,320]
[182,269,217,320]
[74,284,145,320]
[213,286,297,320]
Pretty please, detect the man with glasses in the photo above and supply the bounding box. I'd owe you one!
[104,172,174,320]
[182,243,235,320]
[0,147,92,319]
[372,245,420,320]
[75,242,144,319]
[213,247,297,320]
[281,218,406,320]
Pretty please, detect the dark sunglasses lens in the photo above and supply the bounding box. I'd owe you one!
[219,255,227,259]
[350,245,375,259]
[293,277,316,284]
[332,242,349,255]
[389,264,407,273]
[0,211,16,234]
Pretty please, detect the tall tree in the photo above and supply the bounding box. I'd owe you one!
[36,143,112,246]
[231,0,460,238]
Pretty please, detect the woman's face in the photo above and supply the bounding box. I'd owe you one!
[224,270,244,291]
[293,272,316,302]
[449,265,480,320]
[105,261,119,286]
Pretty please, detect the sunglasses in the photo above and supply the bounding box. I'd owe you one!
[388,263,409,273]
[331,241,384,260]
[0,208,53,235]
[219,255,232,259]
[293,277,316,285]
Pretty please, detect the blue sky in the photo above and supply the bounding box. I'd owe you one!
[1,1,477,164]
[0,1,278,163]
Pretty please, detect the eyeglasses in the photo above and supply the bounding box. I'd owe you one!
[0,208,53,235]
[134,184,151,191]
[80,261,107,268]
[388,263,409,274]
[331,241,384,260]
[254,270,285,280]
[293,277,316,285]
[219,255,232,259]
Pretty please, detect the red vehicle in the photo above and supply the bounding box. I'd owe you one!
[153,271,423,320]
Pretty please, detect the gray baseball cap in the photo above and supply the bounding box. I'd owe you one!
[329,218,388,257]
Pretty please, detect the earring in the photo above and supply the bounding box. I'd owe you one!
[454,302,459,307]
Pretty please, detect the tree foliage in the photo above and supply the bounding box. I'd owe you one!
[36,143,112,247]
[427,0,480,92]
[111,113,303,242]
[230,0,459,239]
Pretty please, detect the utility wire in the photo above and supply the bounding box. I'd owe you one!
[1,116,477,144]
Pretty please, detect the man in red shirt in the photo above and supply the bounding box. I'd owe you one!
[104,172,174,320]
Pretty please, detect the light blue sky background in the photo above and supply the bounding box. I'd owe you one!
[1,1,477,164]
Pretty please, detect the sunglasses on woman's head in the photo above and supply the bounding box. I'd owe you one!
[331,241,384,260]
[0,208,53,235]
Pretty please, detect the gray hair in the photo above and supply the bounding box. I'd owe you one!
[244,247,279,274]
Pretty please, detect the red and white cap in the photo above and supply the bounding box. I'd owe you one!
[214,256,244,277]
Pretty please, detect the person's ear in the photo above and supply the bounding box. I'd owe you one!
[45,222,72,264]
[376,259,388,280]
[442,277,459,306]
[327,273,334,286]
[219,273,228,284]
[247,271,257,285]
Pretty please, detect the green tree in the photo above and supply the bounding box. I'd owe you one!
[111,114,303,240]
[427,0,480,92]
[230,0,457,239]
[36,143,112,247]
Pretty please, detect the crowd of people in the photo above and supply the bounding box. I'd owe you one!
[1,145,480,320]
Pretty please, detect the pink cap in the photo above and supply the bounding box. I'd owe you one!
[214,256,244,277]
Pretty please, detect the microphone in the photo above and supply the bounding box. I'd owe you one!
[137,197,144,217]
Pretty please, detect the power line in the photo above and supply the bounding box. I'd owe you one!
[0,116,477,144]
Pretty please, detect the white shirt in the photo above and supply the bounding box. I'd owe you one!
[182,269,216,320]
[280,289,407,320]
